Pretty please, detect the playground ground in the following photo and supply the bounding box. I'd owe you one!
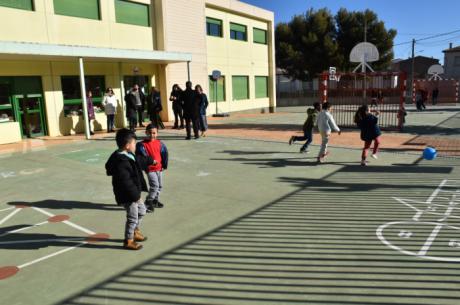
[1,105,460,305]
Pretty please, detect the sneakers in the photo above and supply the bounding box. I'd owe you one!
[289,136,295,145]
[361,160,367,166]
[185,136,191,140]
[123,239,143,250]
[300,148,309,153]
[152,199,164,208]
[201,131,207,137]
[371,154,378,159]
[144,199,155,213]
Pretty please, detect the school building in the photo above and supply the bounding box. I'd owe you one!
[0,0,275,144]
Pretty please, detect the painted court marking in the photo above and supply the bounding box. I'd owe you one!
[377,179,460,262]
[0,205,108,280]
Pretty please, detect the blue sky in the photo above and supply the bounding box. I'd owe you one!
[241,0,460,63]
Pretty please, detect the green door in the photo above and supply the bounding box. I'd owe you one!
[12,94,46,138]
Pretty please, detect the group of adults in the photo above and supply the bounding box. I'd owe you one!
[415,87,439,111]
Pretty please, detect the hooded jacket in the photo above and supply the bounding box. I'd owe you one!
[105,150,153,205]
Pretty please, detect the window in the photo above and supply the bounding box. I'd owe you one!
[253,28,267,45]
[0,0,34,11]
[454,56,460,67]
[0,82,13,123]
[206,17,222,37]
[232,76,249,100]
[255,76,268,98]
[115,0,150,27]
[230,23,247,41]
[53,0,100,20]
[61,75,105,116]
[209,76,225,102]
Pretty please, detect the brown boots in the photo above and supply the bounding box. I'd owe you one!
[123,229,147,250]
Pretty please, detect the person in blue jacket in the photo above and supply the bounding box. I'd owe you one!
[195,84,209,137]
[354,104,382,166]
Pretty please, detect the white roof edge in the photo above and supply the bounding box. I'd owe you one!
[0,41,193,62]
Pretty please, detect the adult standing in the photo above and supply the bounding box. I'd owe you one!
[124,84,145,131]
[195,85,209,137]
[182,81,200,139]
[102,87,117,132]
[169,84,184,129]
[147,86,164,129]
[432,87,439,105]
[86,90,95,135]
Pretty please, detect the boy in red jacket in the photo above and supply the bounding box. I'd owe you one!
[136,124,169,212]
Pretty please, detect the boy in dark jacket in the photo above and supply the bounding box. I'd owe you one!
[289,102,320,153]
[136,124,169,213]
[105,128,154,250]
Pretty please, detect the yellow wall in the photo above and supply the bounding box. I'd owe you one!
[204,6,274,114]
[0,123,22,145]
[0,0,155,50]
[0,59,160,137]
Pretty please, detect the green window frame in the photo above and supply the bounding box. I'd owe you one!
[230,23,247,41]
[255,76,269,98]
[206,17,222,37]
[53,0,100,20]
[0,0,34,11]
[209,76,225,102]
[232,76,249,101]
[61,75,105,116]
[115,0,150,27]
[253,28,267,45]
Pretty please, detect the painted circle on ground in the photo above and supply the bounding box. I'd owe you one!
[15,205,30,209]
[0,266,19,280]
[86,233,110,244]
[47,215,70,223]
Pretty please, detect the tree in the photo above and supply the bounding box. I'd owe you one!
[276,8,340,80]
[335,9,397,72]
[275,8,397,80]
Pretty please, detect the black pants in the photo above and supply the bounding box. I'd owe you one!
[128,116,137,131]
[136,106,144,126]
[173,104,184,128]
[106,114,115,131]
[185,117,199,138]
[150,112,165,129]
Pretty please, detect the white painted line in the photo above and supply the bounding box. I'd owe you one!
[0,221,48,237]
[32,207,96,235]
[418,224,444,256]
[427,179,448,204]
[18,242,87,269]
[0,237,85,245]
[62,220,95,235]
[0,207,15,212]
[0,208,21,226]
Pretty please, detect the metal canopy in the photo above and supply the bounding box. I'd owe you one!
[0,41,192,63]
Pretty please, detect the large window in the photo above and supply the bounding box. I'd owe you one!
[206,17,222,37]
[115,0,150,27]
[232,76,249,100]
[0,0,34,11]
[253,28,267,45]
[53,0,100,20]
[61,75,105,116]
[230,23,247,41]
[255,76,268,98]
[209,76,225,102]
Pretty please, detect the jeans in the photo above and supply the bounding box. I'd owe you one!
[147,171,163,201]
[199,114,208,132]
[318,132,330,157]
[136,106,144,126]
[106,114,115,131]
[293,129,313,150]
[124,201,146,240]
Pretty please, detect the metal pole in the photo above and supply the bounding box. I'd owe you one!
[214,79,218,115]
[410,38,415,103]
[79,57,90,139]
[187,61,191,82]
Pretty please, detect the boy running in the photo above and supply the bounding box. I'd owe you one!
[316,102,341,163]
[289,102,320,153]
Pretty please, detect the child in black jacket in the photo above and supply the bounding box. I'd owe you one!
[105,128,154,250]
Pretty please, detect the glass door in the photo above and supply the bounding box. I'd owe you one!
[12,94,46,138]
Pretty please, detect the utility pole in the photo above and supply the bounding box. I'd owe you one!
[410,38,415,103]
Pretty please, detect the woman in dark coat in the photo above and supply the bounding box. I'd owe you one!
[169,84,184,129]
[146,87,164,129]
[195,85,209,137]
